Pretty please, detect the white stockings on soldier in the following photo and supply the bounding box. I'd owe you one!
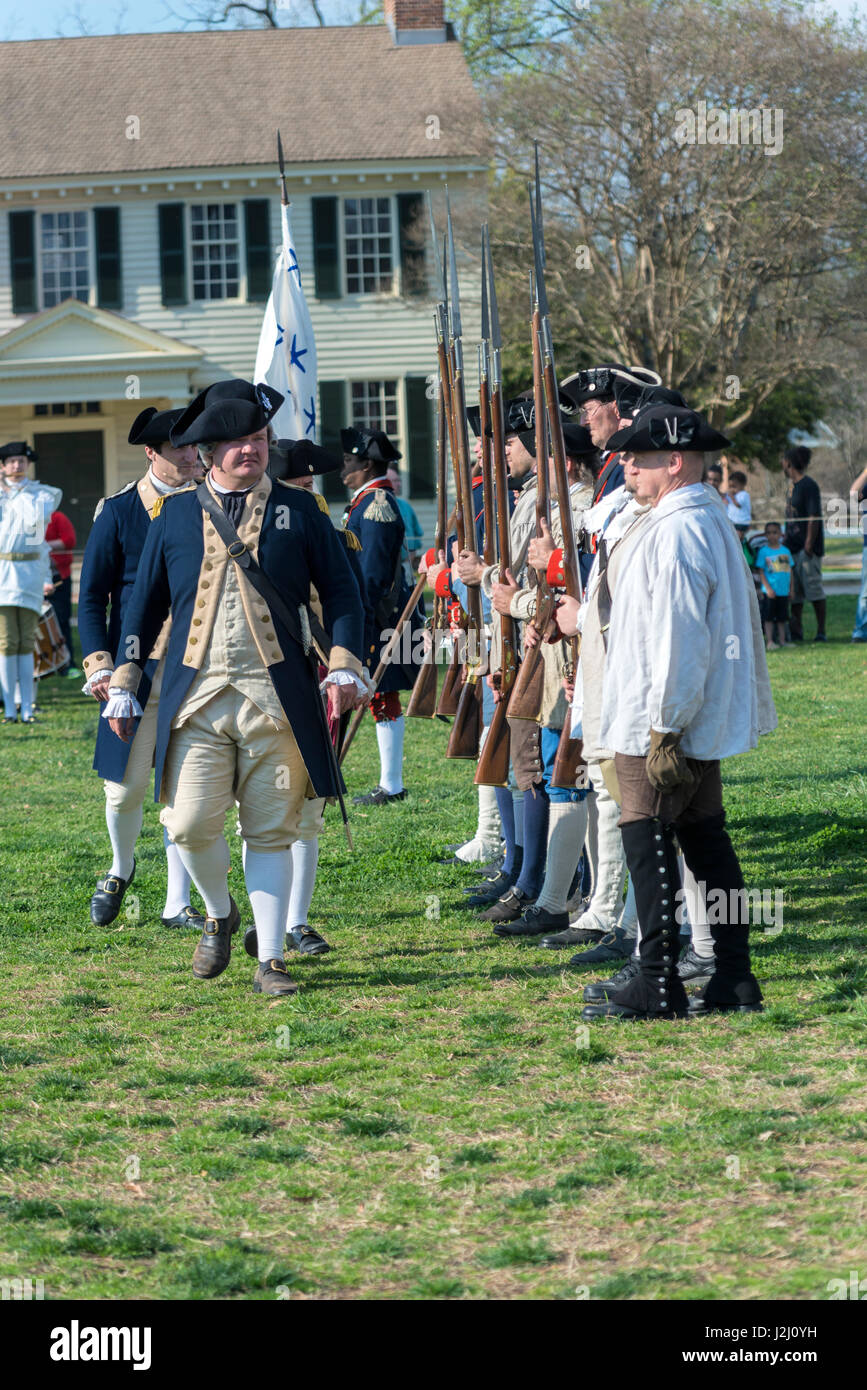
[375,714,405,794]
[289,837,319,928]
[175,835,231,920]
[244,847,292,963]
[536,800,589,916]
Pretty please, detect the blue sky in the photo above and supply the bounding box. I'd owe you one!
[1,0,862,41]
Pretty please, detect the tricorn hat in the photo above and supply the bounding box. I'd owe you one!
[169,378,284,447]
[519,421,597,459]
[560,364,662,410]
[340,427,402,464]
[0,440,37,462]
[269,438,343,482]
[128,406,186,447]
[606,405,730,454]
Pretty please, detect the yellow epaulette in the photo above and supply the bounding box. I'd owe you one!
[313,491,331,515]
[150,483,195,520]
[341,527,362,552]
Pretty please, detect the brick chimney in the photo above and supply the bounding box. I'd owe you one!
[384,0,449,45]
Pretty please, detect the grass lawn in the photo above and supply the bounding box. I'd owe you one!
[0,594,865,1302]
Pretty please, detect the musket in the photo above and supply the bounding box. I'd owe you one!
[406,377,447,719]
[444,189,484,759]
[339,573,428,764]
[530,179,586,790]
[476,224,519,787]
[408,200,452,720]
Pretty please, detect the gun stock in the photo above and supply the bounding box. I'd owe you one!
[446,676,483,758]
[474,694,511,786]
[436,643,462,715]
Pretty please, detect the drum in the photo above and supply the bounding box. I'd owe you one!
[34,604,70,679]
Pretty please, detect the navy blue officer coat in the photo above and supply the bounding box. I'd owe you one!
[343,479,421,693]
[78,474,181,783]
[112,473,364,802]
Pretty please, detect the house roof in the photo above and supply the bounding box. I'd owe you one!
[0,27,484,180]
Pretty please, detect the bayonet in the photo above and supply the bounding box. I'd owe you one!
[277,129,288,206]
[427,191,446,305]
[446,186,462,342]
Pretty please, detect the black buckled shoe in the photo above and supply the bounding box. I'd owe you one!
[496,904,569,938]
[677,943,716,981]
[583,956,641,1002]
[480,887,535,925]
[352,785,407,806]
[192,898,240,980]
[253,958,300,996]
[90,860,136,926]
[568,926,635,967]
[538,924,606,951]
[161,906,207,930]
[463,871,516,908]
[288,926,331,956]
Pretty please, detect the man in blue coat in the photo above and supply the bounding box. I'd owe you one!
[105,380,367,998]
[78,406,205,929]
[341,427,422,807]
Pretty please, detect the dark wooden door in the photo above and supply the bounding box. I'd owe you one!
[34,430,105,551]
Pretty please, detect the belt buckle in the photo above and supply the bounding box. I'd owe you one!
[227,540,247,558]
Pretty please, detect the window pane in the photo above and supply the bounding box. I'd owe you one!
[343,196,392,297]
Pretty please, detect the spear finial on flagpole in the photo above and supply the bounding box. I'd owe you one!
[277,129,288,207]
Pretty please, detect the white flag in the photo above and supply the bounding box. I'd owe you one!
[254,202,318,441]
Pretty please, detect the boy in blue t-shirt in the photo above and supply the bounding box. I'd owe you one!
[755,521,794,649]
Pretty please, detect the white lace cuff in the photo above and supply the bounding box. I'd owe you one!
[321,668,372,698]
[101,689,144,720]
[82,668,114,696]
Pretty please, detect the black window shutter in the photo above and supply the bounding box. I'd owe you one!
[397,193,427,298]
[157,203,186,306]
[404,375,436,500]
[318,379,347,500]
[9,210,37,314]
[94,207,122,310]
[311,196,340,299]
[244,199,272,302]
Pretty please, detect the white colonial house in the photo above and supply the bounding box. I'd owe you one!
[0,1,485,551]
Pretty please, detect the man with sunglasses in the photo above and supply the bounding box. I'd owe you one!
[574,404,775,1020]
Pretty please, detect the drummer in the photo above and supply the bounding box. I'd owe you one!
[0,441,61,725]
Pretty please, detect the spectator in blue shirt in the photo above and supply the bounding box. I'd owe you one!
[755,521,794,649]
[386,467,423,585]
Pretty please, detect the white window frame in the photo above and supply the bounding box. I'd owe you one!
[36,207,94,311]
[341,195,397,299]
[187,200,244,305]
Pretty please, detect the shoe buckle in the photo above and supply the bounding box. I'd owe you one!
[270,959,288,973]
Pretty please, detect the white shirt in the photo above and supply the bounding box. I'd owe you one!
[726,489,752,526]
[598,483,777,760]
[0,479,61,612]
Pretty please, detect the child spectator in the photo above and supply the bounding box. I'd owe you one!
[755,521,794,649]
[725,469,752,534]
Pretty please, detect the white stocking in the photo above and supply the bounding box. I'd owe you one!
[162,826,194,918]
[105,803,142,880]
[0,655,17,717]
[289,837,319,928]
[244,847,293,963]
[535,801,589,915]
[376,715,405,794]
[174,836,231,920]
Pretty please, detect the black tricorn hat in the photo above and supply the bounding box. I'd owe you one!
[606,405,730,454]
[560,364,662,410]
[0,440,37,462]
[269,438,343,481]
[519,421,597,459]
[466,405,488,439]
[340,427,402,464]
[169,378,284,447]
[128,406,186,447]
[628,385,688,415]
